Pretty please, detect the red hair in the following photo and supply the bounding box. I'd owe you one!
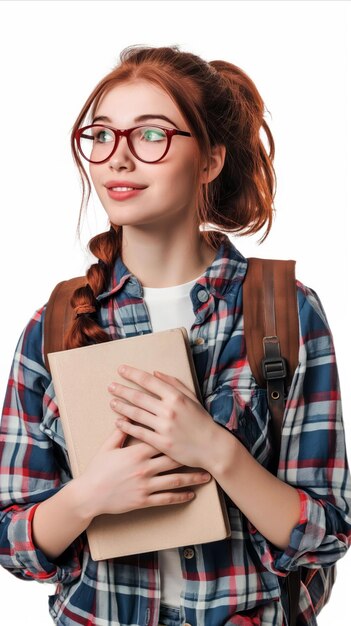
[65,44,276,349]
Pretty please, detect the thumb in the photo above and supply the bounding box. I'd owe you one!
[100,426,128,452]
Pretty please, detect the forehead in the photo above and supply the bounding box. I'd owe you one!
[94,80,188,128]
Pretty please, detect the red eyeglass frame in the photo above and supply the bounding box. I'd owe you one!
[74,124,193,164]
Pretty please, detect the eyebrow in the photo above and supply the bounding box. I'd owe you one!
[91,114,180,128]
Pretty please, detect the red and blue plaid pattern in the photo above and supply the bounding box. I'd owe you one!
[1,234,350,625]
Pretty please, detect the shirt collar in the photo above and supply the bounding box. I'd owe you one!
[96,233,247,302]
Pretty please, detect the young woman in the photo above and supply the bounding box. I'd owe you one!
[0,45,350,626]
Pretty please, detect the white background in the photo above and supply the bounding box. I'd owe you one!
[0,1,350,624]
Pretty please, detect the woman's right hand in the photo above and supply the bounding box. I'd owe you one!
[75,426,212,519]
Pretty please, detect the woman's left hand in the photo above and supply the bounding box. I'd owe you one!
[108,364,221,471]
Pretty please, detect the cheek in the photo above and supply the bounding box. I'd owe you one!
[90,167,108,205]
[89,164,99,188]
[162,154,198,194]
[176,161,198,200]
[180,147,199,183]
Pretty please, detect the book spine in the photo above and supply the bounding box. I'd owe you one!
[47,355,82,480]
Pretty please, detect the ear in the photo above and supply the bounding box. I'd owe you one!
[200,143,226,184]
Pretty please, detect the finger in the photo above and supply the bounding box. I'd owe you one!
[150,454,184,474]
[111,401,157,431]
[150,470,211,493]
[137,442,170,459]
[115,417,165,451]
[115,366,200,410]
[153,370,199,402]
[116,365,180,401]
[109,383,163,415]
[99,427,128,452]
[145,490,195,507]
[117,365,201,407]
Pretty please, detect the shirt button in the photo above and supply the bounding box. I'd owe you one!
[197,289,209,303]
[183,547,195,559]
[194,337,205,345]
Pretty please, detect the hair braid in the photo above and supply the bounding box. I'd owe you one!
[64,226,122,349]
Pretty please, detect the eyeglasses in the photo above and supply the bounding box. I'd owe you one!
[74,124,192,164]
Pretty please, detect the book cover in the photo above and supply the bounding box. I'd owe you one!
[48,327,231,560]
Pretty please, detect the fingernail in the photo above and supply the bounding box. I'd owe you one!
[108,383,116,392]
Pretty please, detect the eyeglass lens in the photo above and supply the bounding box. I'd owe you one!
[79,126,168,163]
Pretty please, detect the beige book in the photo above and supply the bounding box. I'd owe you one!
[48,327,231,560]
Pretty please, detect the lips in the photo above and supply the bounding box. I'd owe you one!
[105,180,147,190]
[106,187,146,201]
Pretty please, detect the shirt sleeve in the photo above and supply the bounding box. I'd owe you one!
[247,281,351,575]
[0,306,84,584]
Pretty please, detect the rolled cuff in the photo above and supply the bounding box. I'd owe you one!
[8,502,83,584]
[247,488,326,575]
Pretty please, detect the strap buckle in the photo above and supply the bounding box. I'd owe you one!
[262,356,287,381]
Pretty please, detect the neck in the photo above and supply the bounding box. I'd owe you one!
[119,224,217,288]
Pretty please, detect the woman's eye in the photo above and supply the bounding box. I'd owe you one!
[95,130,113,143]
[142,128,166,142]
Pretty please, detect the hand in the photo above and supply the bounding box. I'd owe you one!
[77,426,212,518]
[108,364,221,471]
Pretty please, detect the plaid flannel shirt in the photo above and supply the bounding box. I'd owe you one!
[1,234,350,626]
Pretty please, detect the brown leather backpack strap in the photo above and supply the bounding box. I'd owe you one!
[243,258,299,390]
[243,258,299,467]
[243,257,301,626]
[43,276,86,372]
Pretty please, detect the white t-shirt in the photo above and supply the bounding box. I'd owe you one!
[142,273,202,608]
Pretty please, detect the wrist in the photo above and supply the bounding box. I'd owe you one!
[67,477,96,524]
[203,422,239,478]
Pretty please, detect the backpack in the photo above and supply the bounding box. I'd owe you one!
[43,259,336,625]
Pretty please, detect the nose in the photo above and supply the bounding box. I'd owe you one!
[108,134,134,168]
